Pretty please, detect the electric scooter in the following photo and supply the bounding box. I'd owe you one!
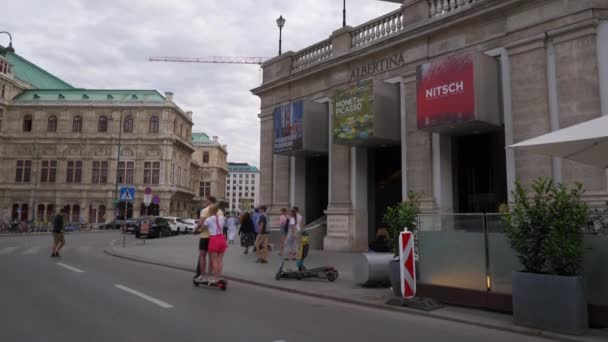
[192,260,228,291]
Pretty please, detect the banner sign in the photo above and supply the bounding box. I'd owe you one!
[273,100,303,153]
[417,52,475,130]
[333,80,374,143]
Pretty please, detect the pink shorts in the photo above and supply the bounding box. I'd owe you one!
[208,234,227,254]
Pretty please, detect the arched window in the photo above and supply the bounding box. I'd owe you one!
[203,151,209,164]
[23,115,33,132]
[149,116,159,133]
[180,124,183,137]
[173,119,178,134]
[1,84,5,99]
[98,115,108,132]
[72,116,82,133]
[71,205,80,223]
[47,115,57,132]
[123,116,134,133]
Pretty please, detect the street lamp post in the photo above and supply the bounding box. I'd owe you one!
[276,15,286,56]
[343,0,347,27]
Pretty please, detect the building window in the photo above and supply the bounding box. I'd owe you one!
[71,205,80,223]
[47,116,57,132]
[72,116,82,133]
[66,160,83,183]
[173,119,178,134]
[123,115,134,133]
[23,115,33,132]
[199,181,211,198]
[1,84,5,98]
[180,124,183,138]
[40,160,57,183]
[117,161,134,184]
[15,160,32,183]
[92,161,108,184]
[203,152,209,164]
[149,116,159,133]
[171,164,175,184]
[98,116,108,132]
[144,161,161,185]
[177,167,181,186]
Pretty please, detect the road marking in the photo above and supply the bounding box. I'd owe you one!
[56,262,85,273]
[114,285,174,309]
[22,246,41,255]
[0,246,18,255]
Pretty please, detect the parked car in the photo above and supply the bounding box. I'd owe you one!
[100,221,121,230]
[164,217,187,235]
[134,217,172,239]
[114,219,138,233]
[179,218,197,234]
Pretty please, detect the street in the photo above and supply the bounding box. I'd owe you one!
[0,232,555,342]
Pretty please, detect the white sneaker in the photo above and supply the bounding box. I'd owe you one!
[195,275,207,283]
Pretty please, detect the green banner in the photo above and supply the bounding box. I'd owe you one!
[333,80,374,143]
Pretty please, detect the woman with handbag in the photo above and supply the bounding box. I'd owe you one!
[238,211,255,254]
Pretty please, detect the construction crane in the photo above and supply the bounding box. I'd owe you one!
[149,56,270,65]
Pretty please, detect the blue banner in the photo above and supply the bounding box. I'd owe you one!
[273,100,303,153]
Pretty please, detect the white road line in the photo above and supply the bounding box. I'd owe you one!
[0,246,18,255]
[114,285,174,309]
[22,246,41,255]
[56,262,85,273]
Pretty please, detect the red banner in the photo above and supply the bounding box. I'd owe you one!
[416,53,476,129]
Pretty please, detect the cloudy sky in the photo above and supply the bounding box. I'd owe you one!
[3,0,399,166]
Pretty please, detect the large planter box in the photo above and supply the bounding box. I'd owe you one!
[512,271,588,335]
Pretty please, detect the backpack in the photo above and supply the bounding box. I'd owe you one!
[281,215,290,233]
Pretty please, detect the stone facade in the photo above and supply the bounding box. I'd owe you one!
[0,48,205,225]
[225,162,260,213]
[252,0,608,251]
[192,133,228,204]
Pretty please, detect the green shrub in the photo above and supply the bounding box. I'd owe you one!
[502,177,588,276]
[383,191,421,257]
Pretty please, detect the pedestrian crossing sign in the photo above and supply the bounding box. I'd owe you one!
[120,186,136,202]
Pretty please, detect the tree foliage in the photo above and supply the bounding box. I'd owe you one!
[502,177,588,276]
[383,191,421,257]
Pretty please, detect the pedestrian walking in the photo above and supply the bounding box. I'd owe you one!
[205,205,228,285]
[285,208,298,259]
[251,207,260,252]
[278,208,289,256]
[227,213,238,244]
[239,212,255,254]
[254,206,270,263]
[51,209,66,257]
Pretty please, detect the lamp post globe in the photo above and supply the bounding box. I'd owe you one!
[276,15,286,56]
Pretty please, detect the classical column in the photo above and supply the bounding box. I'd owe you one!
[324,97,356,251]
[551,22,605,192]
[505,34,552,188]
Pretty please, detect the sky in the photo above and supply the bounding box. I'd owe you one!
[2,0,400,167]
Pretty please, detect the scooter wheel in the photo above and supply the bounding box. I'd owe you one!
[327,271,338,282]
[275,272,282,281]
[218,280,227,291]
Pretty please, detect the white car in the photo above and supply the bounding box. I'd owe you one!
[164,217,186,235]
[179,218,197,234]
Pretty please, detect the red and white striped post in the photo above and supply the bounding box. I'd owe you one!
[399,230,416,299]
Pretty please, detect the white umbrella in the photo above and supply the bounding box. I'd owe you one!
[508,115,608,168]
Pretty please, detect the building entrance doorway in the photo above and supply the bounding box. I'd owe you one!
[367,146,402,243]
[451,129,507,213]
[304,155,328,223]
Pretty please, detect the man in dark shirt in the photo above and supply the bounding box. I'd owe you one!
[255,206,269,263]
[51,209,66,257]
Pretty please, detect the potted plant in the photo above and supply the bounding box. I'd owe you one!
[503,177,589,335]
[383,191,421,296]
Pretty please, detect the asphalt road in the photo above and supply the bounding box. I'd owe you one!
[0,232,552,342]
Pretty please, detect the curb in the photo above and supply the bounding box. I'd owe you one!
[103,244,602,342]
[0,230,114,237]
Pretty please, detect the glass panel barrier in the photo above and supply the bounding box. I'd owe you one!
[418,214,487,291]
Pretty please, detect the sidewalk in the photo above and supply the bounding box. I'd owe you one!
[105,234,607,342]
[0,229,114,237]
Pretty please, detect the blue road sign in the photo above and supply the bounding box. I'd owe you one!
[119,186,136,202]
